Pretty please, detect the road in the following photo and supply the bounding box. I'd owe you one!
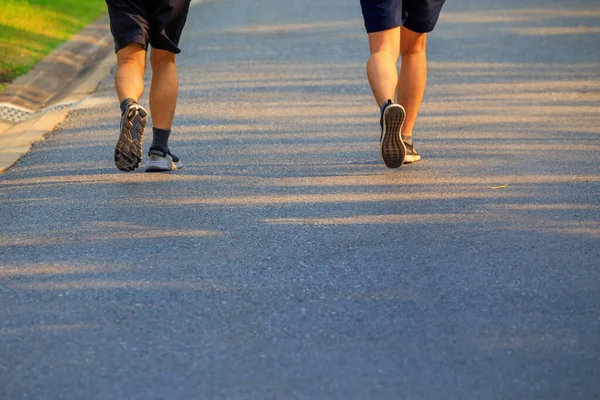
[1,0,599,398]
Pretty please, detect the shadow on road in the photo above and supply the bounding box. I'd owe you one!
[1,0,599,398]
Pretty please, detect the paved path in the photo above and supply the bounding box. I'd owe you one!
[1,0,600,398]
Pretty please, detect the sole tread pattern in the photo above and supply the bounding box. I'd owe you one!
[114,105,147,172]
[380,105,406,168]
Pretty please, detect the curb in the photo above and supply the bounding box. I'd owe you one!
[0,13,116,174]
[0,14,113,115]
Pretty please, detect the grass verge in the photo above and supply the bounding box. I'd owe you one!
[0,0,107,93]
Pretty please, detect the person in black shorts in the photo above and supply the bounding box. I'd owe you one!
[360,0,446,168]
[105,0,191,172]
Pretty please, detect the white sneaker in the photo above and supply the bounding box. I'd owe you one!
[145,148,183,172]
[403,140,421,164]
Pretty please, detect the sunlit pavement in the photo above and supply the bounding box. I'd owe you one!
[1,0,600,398]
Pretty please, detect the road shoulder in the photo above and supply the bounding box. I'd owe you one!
[0,14,115,174]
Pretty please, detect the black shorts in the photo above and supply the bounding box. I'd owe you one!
[105,0,191,54]
[360,0,446,34]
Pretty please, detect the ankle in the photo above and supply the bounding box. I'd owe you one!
[151,127,171,153]
[119,98,137,113]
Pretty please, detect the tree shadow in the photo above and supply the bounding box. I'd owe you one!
[1,0,600,397]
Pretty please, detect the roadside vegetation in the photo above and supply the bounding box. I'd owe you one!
[0,0,107,93]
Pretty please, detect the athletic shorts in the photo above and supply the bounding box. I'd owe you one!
[360,0,446,33]
[105,0,191,54]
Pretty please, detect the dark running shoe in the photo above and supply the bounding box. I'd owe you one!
[114,103,147,171]
[403,140,421,164]
[145,147,183,172]
[380,100,406,168]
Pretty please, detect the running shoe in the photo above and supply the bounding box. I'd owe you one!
[114,103,147,171]
[403,140,421,163]
[145,148,183,172]
[380,100,406,168]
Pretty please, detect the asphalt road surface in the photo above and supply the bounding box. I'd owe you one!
[1,0,599,398]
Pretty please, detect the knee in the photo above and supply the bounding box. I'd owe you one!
[368,48,399,64]
[150,49,176,68]
[400,36,427,57]
[116,43,146,68]
[401,45,426,57]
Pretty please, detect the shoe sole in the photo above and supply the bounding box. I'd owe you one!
[380,104,406,168]
[114,105,147,171]
[145,159,182,172]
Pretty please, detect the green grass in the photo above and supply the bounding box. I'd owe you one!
[0,0,107,92]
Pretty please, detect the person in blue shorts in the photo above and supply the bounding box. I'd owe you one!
[360,0,446,168]
[105,0,190,172]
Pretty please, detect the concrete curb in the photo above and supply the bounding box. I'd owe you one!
[0,14,113,113]
[0,13,116,174]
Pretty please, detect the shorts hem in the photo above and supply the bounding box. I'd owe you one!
[150,40,182,54]
[403,21,435,34]
[365,21,402,34]
[113,35,149,53]
[113,36,182,54]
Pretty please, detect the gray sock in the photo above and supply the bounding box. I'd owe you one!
[150,128,171,153]
[402,135,413,145]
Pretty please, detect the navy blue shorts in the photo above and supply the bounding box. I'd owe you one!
[105,0,191,54]
[360,0,446,33]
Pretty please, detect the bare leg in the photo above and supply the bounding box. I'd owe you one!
[149,48,178,130]
[113,44,148,171]
[397,27,428,136]
[366,27,400,107]
[115,44,146,102]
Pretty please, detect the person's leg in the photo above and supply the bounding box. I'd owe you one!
[366,27,401,107]
[144,0,190,172]
[145,48,183,172]
[366,27,407,168]
[105,0,152,171]
[115,43,147,103]
[397,27,427,136]
[112,43,149,171]
[149,48,178,131]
